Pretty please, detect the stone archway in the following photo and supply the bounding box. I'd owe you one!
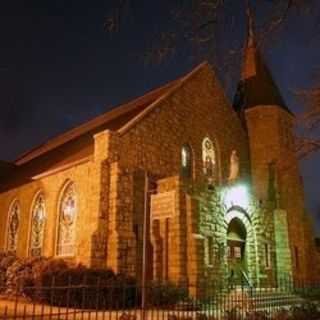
[225,208,258,286]
[227,217,247,285]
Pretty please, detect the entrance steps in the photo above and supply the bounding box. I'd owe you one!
[226,287,305,311]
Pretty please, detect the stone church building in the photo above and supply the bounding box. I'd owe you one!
[0,10,319,288]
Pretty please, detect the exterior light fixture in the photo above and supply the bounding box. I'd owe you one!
[224,183,249,209]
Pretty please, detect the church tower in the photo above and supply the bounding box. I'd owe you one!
[235,3,310,282]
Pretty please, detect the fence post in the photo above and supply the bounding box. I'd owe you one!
[122,278,127,311]
[50,276,55,306]
[96,276,101,318]
[66,274,72,320]
[3,306,8,320]
[14,279,19,319]
[81,274,87,319]
[22,305,27,320]
[141,172,149,320]
[48,276,55,320]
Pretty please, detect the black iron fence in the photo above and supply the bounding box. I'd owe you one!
[0,280,320,320]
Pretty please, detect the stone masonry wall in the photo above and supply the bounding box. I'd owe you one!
[0,130,119,268]
[245,106,313,282]
[0,159,95,264]
[112,64,251,284]
[117,64,250,184]
[2,62,313,288]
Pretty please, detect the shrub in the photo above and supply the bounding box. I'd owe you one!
[3,255,52,296]
[272,310,290,320]
[24,262,138,309]
[147,281,189,308]
[223,307,242,320]
[0,252,16,270]
[289,303,320,320]
[245,311,270,320]
[0,256,187,310]
[0,252,16,290]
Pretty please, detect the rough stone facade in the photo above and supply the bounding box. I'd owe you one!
[0,63,318,289]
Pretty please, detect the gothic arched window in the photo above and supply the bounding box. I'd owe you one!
[181,144,193,178]
[57,182,77,256]
[7,200,20,253]
[202,137,216,178]
[30,193,46,257]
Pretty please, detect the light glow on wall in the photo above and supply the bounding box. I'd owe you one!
[224,184,249,209]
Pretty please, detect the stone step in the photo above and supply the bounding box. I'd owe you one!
[223,296,303,304]
[250,297,304,304]
[250,292,302,299]
[224,288,305,310]
[225,295,302,301]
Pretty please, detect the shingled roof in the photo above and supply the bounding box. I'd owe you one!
[14,62,208,166]
[14,80,180,166]
[233,4,292,115]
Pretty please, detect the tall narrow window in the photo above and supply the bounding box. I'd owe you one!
[30,193,46,257]
[7,200,20,253]
[204,236,214,266]
[294,246,300,270]
[202,137,216,178]
[264,243,271,269]
[57,183,77,256]
[181,144,193,178]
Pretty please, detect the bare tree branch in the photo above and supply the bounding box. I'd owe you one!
[296,136,320,158]
[105,0,320,158]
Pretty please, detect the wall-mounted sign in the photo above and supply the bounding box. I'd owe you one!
[151,191,175,220]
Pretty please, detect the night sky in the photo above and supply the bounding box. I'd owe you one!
[0,1,319,232]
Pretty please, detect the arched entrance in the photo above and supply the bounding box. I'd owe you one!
[227,217,248,286]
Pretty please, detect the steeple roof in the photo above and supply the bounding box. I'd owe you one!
[233,2,292,115]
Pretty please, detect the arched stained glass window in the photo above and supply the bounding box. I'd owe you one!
[181,144,193,178]
[57,182,77,256]
[7,200,20,253]
[202,137,216,178]
[30,193,46,257]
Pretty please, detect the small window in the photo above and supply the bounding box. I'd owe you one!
[264,243,271,269]
[294,246,299,270]
[133,224,139,242]
[202,137,216,178]
[204,236,214,266]
[181,144,193,178]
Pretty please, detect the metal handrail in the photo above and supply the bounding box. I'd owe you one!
[240,268,252,289]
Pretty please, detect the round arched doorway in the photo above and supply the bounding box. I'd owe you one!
[227,217,248,286]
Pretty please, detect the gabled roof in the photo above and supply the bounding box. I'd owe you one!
[233,4,292,115]
[14,80,179,166]
[14,62,208,166]
[0,161,15,178]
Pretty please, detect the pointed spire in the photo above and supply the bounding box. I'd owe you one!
[245,0,256,49]
[233,0,292,115]
[241,0,257,81]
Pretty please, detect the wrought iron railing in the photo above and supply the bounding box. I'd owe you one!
[0,279,319,319]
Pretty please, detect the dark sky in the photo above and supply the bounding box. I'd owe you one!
[0,1,319,232]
